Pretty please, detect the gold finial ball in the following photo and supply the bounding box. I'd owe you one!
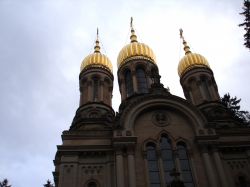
[178,53,210,77]
[80,53,113,73]
[117,42,157,68]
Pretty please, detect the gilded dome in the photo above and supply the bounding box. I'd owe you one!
[178,29,210,77]
[80,33,113,73]
[117,42,156,68]
[117,20,156,68]
[81,53,112,72]
[178,53,210,76]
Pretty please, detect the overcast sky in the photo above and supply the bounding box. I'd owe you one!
[0,0,249,186]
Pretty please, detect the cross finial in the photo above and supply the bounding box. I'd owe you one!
[130,17,133,29]
[130,17,137,42]
[97,27,99,40]
[179,28,183,39]
[94,27,100,53]
[179,28,191,54]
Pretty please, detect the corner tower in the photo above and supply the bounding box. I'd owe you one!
[178,29,220,106]
[79,29,113,106]
[117,18,160,101]
[53,30,115,187]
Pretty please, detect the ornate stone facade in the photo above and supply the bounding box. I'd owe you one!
[53,25,250,187]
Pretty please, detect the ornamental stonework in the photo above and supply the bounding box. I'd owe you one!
[152,110,170,127]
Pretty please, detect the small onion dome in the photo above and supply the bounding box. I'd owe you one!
[178,29,210,76]
[178,53,210,76]
[117,18,156,69]
[80,29,113,73]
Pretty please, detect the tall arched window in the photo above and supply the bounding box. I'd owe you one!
[146,143,161,187]
[177,142,194,187]
[136,68,147,93]
[160,136,175,185]
[93,77,99,101]
[125,70,133,97]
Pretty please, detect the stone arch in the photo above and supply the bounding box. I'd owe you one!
[84,179,100,187]
[121,96,207,135]
[156,130,175,144]
[187,76,196,84]
[135,62,147,71]
[104,76,111,85]
[175,137,192,151]
[90,73,101,79]
[142,138,158,152]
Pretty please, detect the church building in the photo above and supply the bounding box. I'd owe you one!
[53,19,250,187]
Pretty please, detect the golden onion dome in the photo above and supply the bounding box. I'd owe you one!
[117,18,156,68]
[80,29,113,73]
[178,29,210,77]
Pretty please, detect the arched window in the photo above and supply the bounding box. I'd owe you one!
[201,77,211,100]
[177,142,194,187]
[146,143,160,187]
[87,181,97,187]
[160,136,175,185]
[104,78,111,105]
[93,77,99,101]
[125,70,133,97]
[80,78,88,104]
[136,68,147,93]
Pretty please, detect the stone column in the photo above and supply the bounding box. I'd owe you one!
[188,88,195,105]
[79,86,83,106]
[212,148,229,187]
[105,159,112,187]
[127,146,136,187]
[116,148,125,187]
[198,81,206,101]
[173,149,182,180]
[201,147,218,187]
[145,70,151,91]
[157,149,166,185]
[58,164,64,187]
[208,80,219,101]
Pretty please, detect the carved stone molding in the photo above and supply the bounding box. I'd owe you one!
[152,110,170,127]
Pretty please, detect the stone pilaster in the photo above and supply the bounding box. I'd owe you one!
[212,147,229,187]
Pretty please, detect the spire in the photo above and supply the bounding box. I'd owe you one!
[94,28,101,53]
[179,28,191,55]
[130,17,138,43]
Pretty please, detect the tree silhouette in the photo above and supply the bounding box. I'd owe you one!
[43,180,54,187]
[239,0,250,50]
[0,179,11,187]
[221,93,250,126]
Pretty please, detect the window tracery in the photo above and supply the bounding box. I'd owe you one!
[146,143,161,187]
[177,142,194,187]
[145,136,195,187]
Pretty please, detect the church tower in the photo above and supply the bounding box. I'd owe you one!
[53,21,250,187]
[53,30,116,187]
[117,18,162,101]
[178,29,220,106]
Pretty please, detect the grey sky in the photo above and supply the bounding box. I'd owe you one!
[0,0,249,186]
